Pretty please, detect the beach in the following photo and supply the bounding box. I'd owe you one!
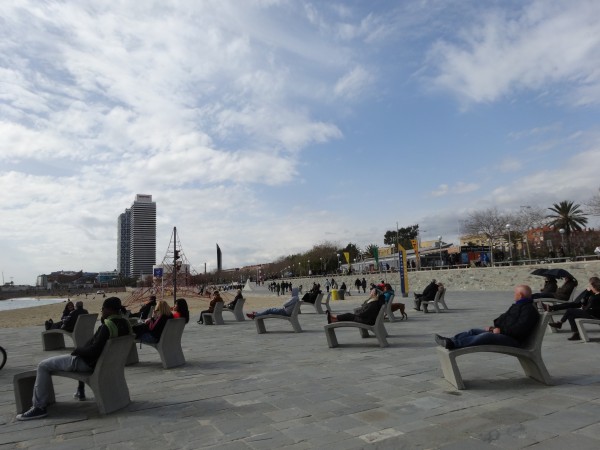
[0,290,282,329]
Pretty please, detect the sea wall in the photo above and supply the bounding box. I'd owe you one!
[291,260,600,293]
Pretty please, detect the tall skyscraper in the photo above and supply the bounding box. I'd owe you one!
[117,194,156,280]
[117,209,131,277]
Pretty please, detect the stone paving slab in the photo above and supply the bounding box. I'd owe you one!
[1,291,600,448]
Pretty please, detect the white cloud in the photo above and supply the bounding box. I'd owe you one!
[426,1,600,105]
[431,182,478,197]
[334,66,374,98]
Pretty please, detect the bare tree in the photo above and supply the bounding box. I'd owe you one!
[463,208,511,264]
[585,187,600,216]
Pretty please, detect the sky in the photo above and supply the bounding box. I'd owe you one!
[2,0,600,285]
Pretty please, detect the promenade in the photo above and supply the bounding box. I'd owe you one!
[1,289,600,449]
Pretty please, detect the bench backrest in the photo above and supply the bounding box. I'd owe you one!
[233,297,246,313]
[290,300,301,318]
[91,335,134,383]
[73,313,98,345]
[374,304,386,327]
[521,312,551,351]
[213,302,224,315]
[157,318,186,350]
[434,287,445,302]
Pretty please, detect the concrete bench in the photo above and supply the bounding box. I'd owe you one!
[127,318,186,368]
[15,335,134,415]
[324,305,389,348]
[384,294,407,322]
[203,302,225,325]
[41,314,98,351]
[222,297,246,321]
[255,301,302,334]
[575,318,600,342]
[533,299,571,333]
[422,287,448,313]
[436,313,552,390]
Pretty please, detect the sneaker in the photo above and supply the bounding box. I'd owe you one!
[434,334,454,350]
[246,313,256,320]
[16,406,47,421]
[73,390,86,401]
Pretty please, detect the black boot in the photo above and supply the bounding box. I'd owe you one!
[73,381,86,401]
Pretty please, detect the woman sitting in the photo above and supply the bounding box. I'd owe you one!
[225,289,243,310]
[197,291,224,324]
[549,278,600,340]
[45,301,74,330]
[133,300,173,344]
[326,289,384,325]
[172,298,190,323]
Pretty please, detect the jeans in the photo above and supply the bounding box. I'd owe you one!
[140,333,158,344]
[450,328,520,349]
[256,307,288,317]
[33,355,92,408]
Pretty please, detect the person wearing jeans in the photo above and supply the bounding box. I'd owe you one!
[434,285,539,350]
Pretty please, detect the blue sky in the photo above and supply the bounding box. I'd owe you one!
[2,0,600,284]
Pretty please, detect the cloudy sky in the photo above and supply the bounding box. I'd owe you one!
[2,0,600,284]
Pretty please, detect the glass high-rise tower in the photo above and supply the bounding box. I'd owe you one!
[118,194,156,280]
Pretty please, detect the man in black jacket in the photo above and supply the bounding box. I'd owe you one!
[17,297,132,421]
[60,301,89,332]
[435,285,539,350]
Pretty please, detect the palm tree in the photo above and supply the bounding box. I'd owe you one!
[547,200,588,255]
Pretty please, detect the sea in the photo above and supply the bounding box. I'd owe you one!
[0,297,69,312]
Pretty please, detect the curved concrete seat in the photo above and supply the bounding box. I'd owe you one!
[255,301,302,334]
[222,298,246,321]
[41,314,98,351]
[575,318,600,342]
[324,305,388,348]
[127,318,186,368]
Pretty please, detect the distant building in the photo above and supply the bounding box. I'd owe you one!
[117,208,131,278]
[118,194,156,280]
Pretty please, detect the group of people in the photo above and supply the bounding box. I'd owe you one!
[44,300,89,332]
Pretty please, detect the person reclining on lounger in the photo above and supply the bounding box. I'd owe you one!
[326,288,384,325]
[532,276,577,301]
[17,297,132,421]
[541,277,599,312]
[434,285,539,350]
[246,288,300,320]
[225,289,243,310]
[301,283,321,304]
[548,278,600,340]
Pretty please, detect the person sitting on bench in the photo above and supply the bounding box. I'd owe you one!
[548,278,600,340]
[542,277,599,312]
[60,301,90,333]
[326,288,384,325]
[414,279,438,311]
[172,298,190,323]
[17,297,132,421]
[197,291,224,324]
[246,288,299,320]
[225,289,243,310]
[129,295,157,319]
[434,285,538,350]
[134,300,173,343]
[301,283,321,304]
[532,276,577,301]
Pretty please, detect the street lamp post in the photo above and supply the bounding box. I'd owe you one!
[506,224,513,262]
[559,228,566,256]
[437,236,443,266]
[307,259,310,276]
[336,253,341,273]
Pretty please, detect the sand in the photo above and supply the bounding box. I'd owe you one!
[0,290,282,329]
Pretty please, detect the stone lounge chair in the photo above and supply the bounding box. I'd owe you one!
[422,287,448,313]
[533,289,579,333]
[127,318,186,369]
[15,335,134,415]
[222,297,246,321]
[255,301,302,334]
[384,294,401,322]
[436,313,552,390]
[203,302,225,325]
[42,313,98,351]
[575,318,600,342]
[324,305,389,348]
[299,293,329,314]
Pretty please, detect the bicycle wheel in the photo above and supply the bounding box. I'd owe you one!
[0,346,6,370]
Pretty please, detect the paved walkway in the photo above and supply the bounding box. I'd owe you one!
[1,291,600,449]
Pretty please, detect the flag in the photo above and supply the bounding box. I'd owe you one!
[343,252,351,265]
[216,244,222,272]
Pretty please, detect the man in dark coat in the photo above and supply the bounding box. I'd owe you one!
[326,290,384,326]
[60,301,89,332]
[435,285,539,349]
[17,297,132,421]
[414,279,438,311]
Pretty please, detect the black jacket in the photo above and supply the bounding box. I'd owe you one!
[353,296,384,325]
[583,293,600,318]
[61,308,89,332]
[493,299,539,343]
[71,315,131,368]
[422,282,438,301]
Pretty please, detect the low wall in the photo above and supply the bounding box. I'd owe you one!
[291,260,600,293]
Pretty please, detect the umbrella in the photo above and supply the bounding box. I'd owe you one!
[530,268,574,279]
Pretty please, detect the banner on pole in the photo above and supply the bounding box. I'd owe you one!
[397,244,408,295]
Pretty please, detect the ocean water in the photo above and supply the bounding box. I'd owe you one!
[0,297,68,312]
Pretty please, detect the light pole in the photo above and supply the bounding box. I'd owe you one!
[437,236,443,266]
[298,262,301,277]
[559,228,566,256]
[506,224,513,262]
[336,253,341,273]
[307,259,310,276]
